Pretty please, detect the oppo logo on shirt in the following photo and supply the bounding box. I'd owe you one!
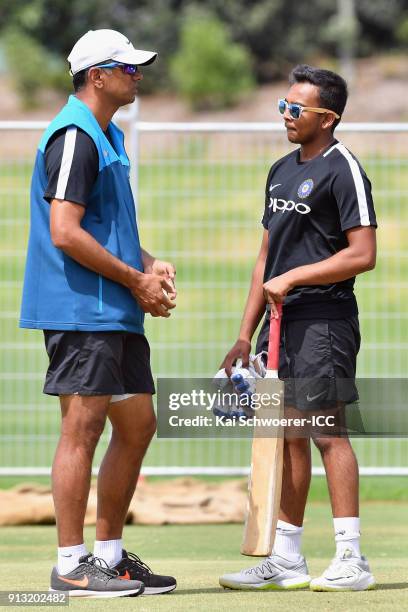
[269,198,311,215]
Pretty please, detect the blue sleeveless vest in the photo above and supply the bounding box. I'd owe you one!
[20,95,144,333]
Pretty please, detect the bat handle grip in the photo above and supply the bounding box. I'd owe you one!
[267,303,283,372]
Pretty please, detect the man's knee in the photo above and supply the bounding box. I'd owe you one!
[284,436,310,452]
[61,413,106,450]
[146,412,157,438]
[115,413,157,447]
[313,435,351,455]
[140,414,157,450]
[285,436,309,447]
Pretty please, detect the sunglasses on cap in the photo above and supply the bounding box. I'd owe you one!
[95,62,139,75]
[278,99,340,120]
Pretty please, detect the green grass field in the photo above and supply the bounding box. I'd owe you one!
[0,128,407,612]
[1,502,407,611]
[1,132,408,472]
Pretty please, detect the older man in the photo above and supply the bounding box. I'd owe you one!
[20,29,176,598]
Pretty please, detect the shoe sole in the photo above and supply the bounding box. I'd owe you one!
[219,579,311,591]
[310,580,376,592]
[49,587,144,598]
[143,585,177,595]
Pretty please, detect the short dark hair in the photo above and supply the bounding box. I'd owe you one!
[72,69,88,92]
[289,64,348,131]
[72,61,115,92]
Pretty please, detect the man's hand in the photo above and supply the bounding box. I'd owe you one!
[220,339,251,377]
[128,272,176,318]
[262,273,293,317]
[149,259,177,299]
[142,252,177,300]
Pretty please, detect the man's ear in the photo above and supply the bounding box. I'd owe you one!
[87,67,104,89]
[322,113,337,131]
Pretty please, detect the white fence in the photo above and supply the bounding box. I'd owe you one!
[0,104,407,476]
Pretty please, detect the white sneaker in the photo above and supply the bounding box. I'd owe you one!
[310,549,376,592]
[219,553,311,591]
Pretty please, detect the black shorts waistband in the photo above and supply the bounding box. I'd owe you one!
[266,296,358,321]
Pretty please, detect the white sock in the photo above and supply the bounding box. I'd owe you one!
[57,543,87,575]
[271,520,303,560]
[93,539,123,567]
[333,517,361,558]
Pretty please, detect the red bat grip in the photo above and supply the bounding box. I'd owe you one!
[267,303,282,372]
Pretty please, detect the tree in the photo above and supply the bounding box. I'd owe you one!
[170,10,254,109]
[0,0,407,105]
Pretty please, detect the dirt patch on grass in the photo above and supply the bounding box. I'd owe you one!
[0,478,248,526]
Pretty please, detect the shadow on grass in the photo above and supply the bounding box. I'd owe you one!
[172,587,311,595]
[375,582,408,590]
[169,583,408,595]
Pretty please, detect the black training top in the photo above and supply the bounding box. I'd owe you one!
[261,140,377,320]
[43,127,109,207]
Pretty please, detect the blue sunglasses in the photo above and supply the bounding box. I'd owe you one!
[96,62,139,75]
[278,99,340,120]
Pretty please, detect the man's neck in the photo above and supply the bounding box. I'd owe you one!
[75,92,118,132]
[299,135,336,162]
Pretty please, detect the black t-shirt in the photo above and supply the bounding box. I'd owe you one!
[43,126,114,206]
[262,140,377,320]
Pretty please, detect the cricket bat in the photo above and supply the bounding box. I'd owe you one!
[241,302,284,556]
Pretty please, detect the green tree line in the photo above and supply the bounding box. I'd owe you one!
[1,0,407,108]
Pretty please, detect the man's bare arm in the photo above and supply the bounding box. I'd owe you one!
[50,199,175,317]
[222,230,269,375]
[263,226,376,312]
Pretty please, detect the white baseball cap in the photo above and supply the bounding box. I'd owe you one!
[68,29,157,75]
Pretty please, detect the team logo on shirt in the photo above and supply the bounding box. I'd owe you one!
[297,178,314,199]
[269,198,311,215]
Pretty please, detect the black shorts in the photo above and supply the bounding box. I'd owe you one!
[43,331,155,396]
[256,316,360,410]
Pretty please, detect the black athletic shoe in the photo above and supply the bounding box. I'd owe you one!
[50,553,145,598]
[113,550,177,595]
